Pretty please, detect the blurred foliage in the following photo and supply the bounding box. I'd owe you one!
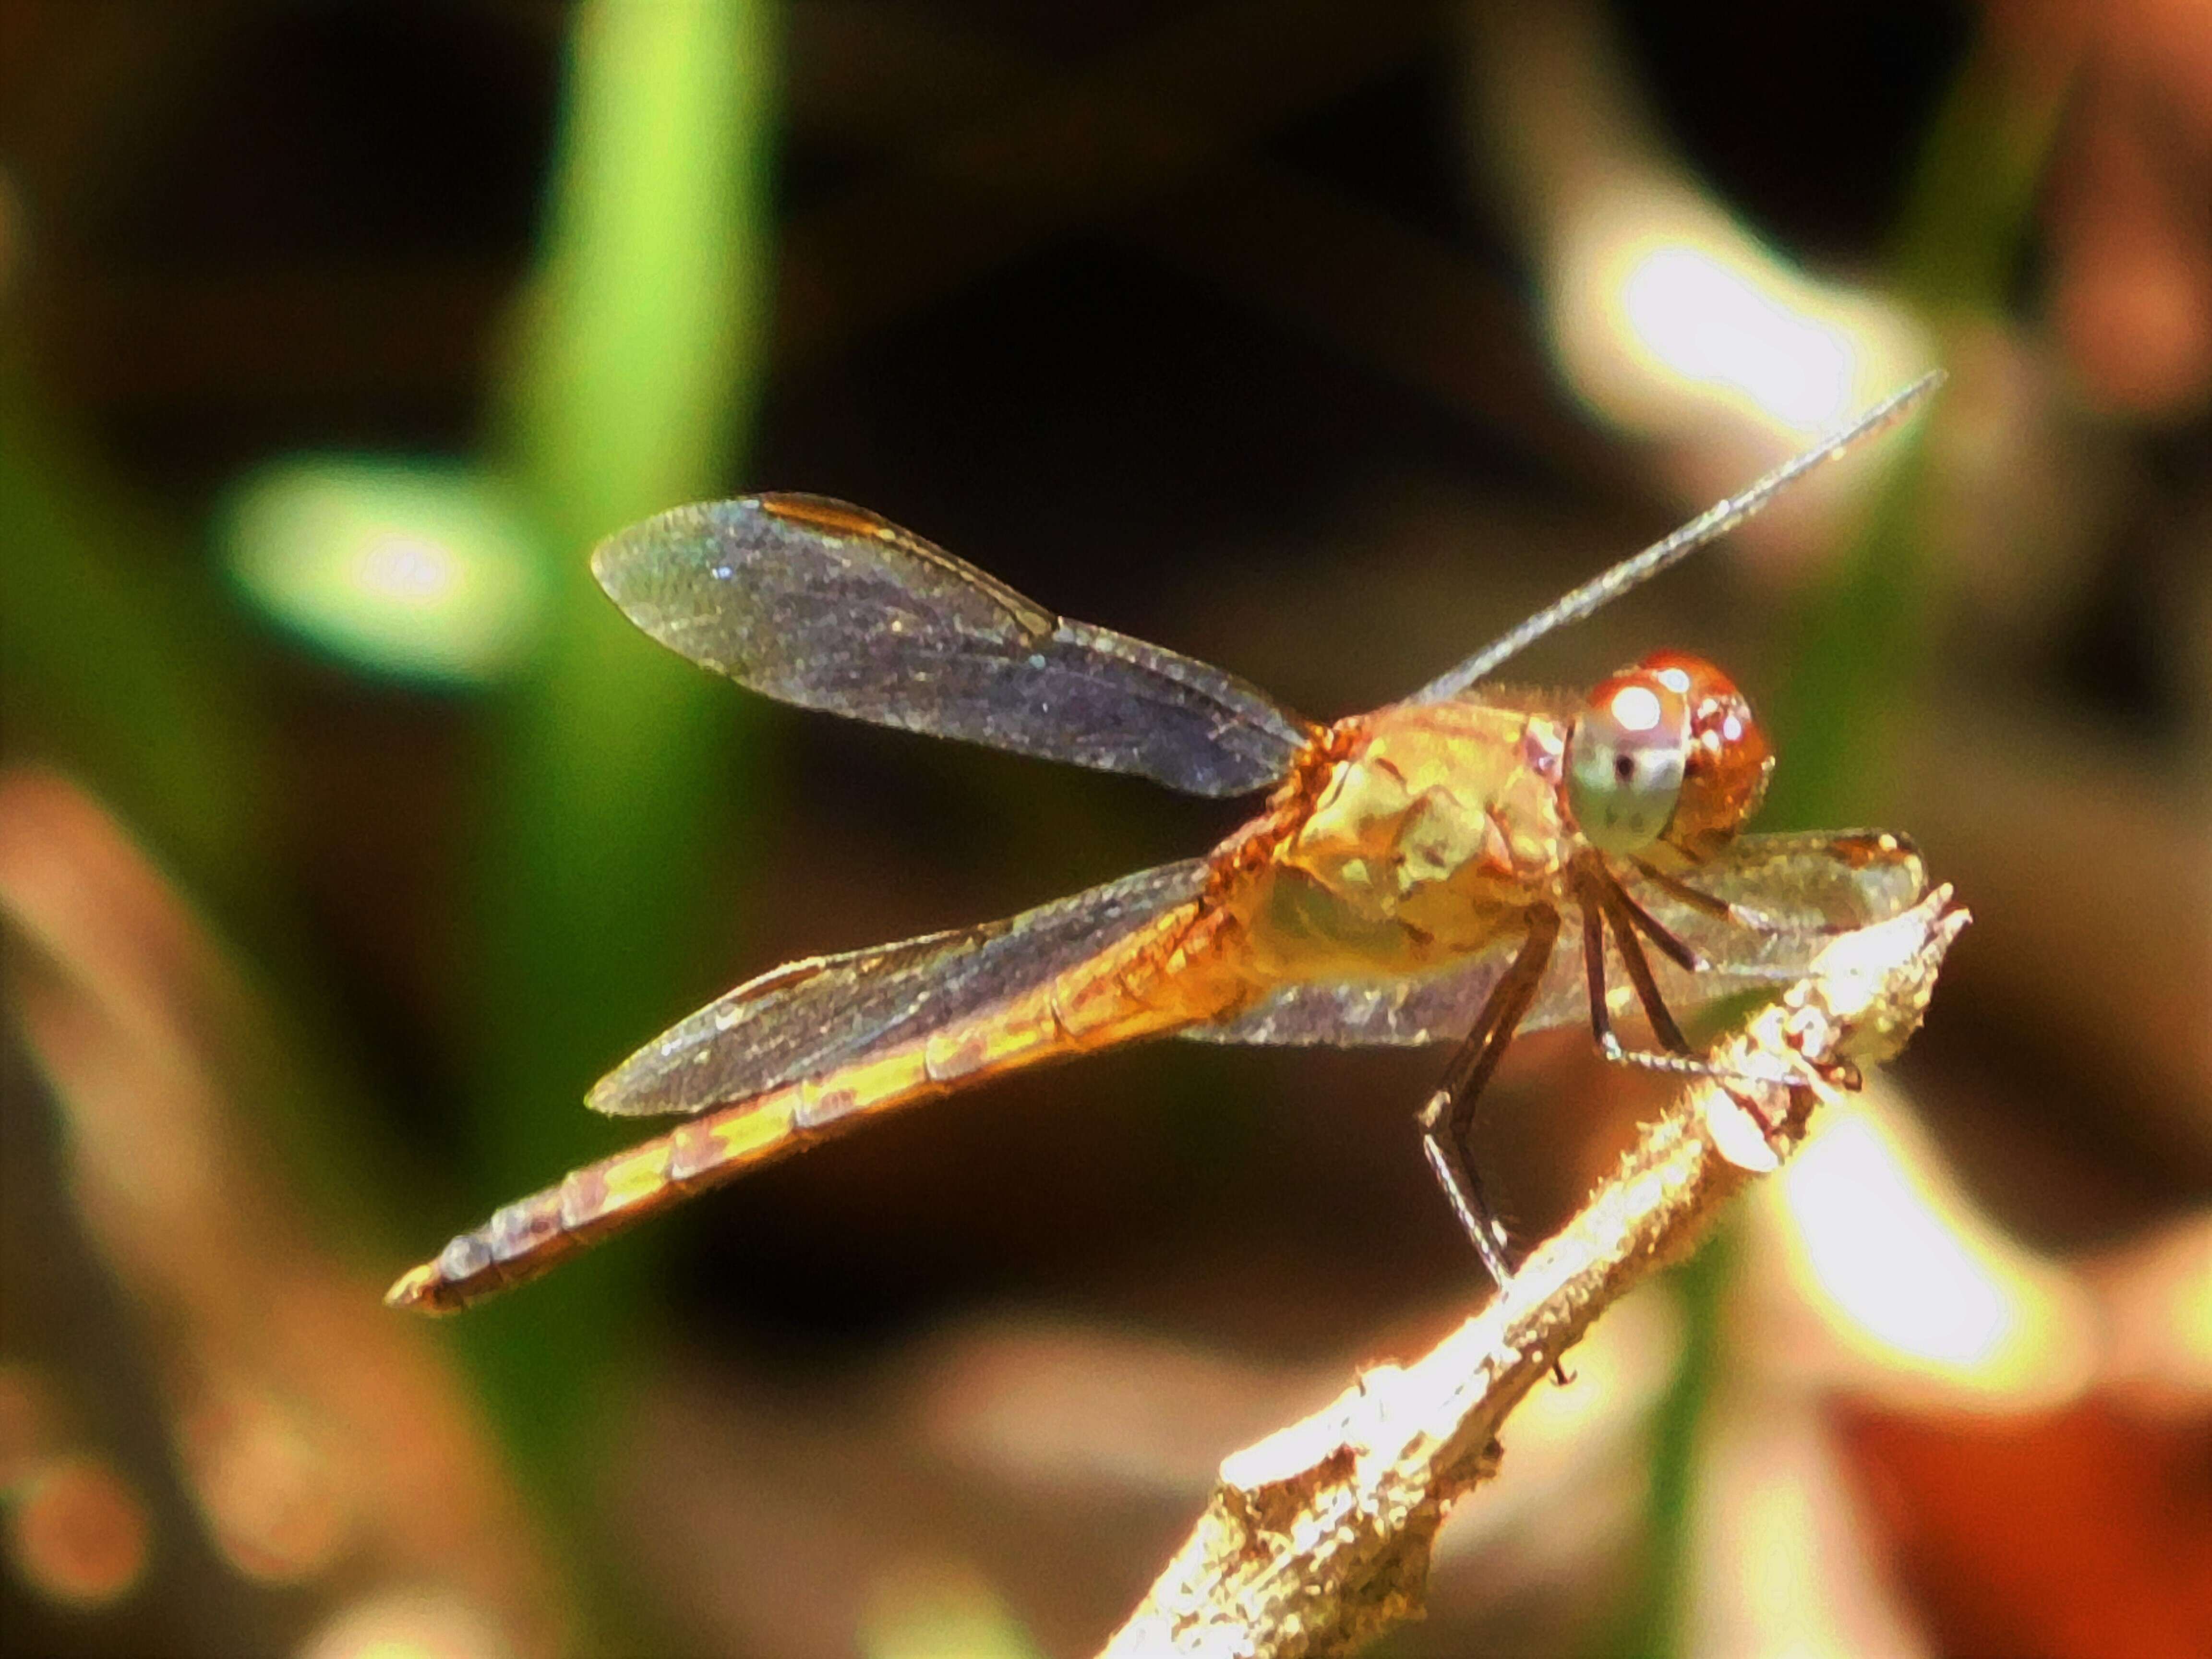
[3,0,783,1631]
[0,364,269,914]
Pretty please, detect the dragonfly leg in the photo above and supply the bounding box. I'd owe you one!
[1419,905,1560,1286]
[1578,864,1797,1100]
[1578,861,1693,1059]
[1628,858,1734,918]
[1580,884,1617,1051]
[1629,857,1788,935]
[1607,877,1705,974]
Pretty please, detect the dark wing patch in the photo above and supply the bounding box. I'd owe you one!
[1187,830,1928,1048]
[590,860,1211,1117]
[591,495,1315,797]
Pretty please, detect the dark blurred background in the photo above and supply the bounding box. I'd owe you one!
[2,3,2206,1656]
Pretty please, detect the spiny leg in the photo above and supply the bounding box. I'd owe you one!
[1419,905,1561,1286]
[1580,886,1618,1053]
[1593,874,1692,1054]
[1630,856,1789,935]
[1577,863,1792,1113]
[1607,878,1704,974]
[1573,860,1695,1058]
[1628,858,1736,921]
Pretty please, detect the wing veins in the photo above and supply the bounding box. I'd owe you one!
[589,860,1211,1118]
[592,496,1312,796]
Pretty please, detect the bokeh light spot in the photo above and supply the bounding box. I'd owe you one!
[1774,1103,2093,1403]
[1618,244,1856,432]
[180,1385,351,1584]
[297,1587,516,1659]
[357,532,464,607]
[7,1453,151,1609]
[224,457,545,685]
[860,1558,1043,1659]
[1549,184,1926,455]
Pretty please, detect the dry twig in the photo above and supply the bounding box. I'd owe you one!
[1101,887,1968,1659]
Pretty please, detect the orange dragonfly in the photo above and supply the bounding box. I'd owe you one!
[388,375,1939,1315]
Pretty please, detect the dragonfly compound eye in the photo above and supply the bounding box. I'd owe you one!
[1634,650,1774,855]
[1566,672,1691,854]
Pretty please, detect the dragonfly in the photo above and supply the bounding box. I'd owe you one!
[388,374,1940,1315]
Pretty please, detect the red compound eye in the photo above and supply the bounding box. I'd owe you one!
[1635,651,1772,855]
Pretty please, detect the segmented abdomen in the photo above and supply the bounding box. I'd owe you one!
[385,895,1246,1313]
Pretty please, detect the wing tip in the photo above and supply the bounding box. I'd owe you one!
[585,1049,702,1118]
[584,1068,653,1118]
[588,504,685,592]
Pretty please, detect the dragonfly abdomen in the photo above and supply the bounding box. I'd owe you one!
[386,896,1247,1313]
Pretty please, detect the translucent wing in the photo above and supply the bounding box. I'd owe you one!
[1182,928,1569,1047]
[1186,831,1926,1048]
[590,859,1210,1117]
[592,495,1316,797]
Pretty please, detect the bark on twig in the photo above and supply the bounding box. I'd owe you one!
[1101,887,1969,1659]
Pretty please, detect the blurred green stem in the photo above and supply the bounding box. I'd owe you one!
[1604,1222,1732,1659]
[1613,23,2071,1659]
[1763,27,2073,832]
[0,362,265,913]
[456,0,778,1496]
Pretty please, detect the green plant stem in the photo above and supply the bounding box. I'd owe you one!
[1614,24,2072,1659]
[0,363,266,911]
[455,0,778,1499]
[1764,27,2071,832]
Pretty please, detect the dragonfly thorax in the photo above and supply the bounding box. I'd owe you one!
[1242,697,1578,976]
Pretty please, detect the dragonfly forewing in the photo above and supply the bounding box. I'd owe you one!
[591,495,1317,796]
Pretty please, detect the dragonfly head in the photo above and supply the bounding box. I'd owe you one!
[1565,650,1772,860]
